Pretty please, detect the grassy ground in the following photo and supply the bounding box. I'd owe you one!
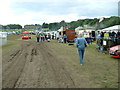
[2,34,22,55]
[2,34,37,55]
[47,40,118,88]
[0,29,22,32]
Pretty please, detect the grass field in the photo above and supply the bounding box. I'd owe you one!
[2,34,22,55]
[47,40,118,88]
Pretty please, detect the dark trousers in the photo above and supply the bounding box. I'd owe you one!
[41,37,44,42]
[64,38,67,43]
[37,38,39,42]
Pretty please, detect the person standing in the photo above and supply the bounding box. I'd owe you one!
[40,33,44,42]
[48,33,51,40]
[63,34,67,43]
[44,33,47,40]
[76,34,87,65]
[52,34,54,40]
[36,32,40,42]
[56,31,59,40]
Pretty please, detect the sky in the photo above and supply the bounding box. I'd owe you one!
[0,0,119,27]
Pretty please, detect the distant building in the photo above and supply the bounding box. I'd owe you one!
[24,25,41,30]
[58,26,69,32]
[75,26,95,37]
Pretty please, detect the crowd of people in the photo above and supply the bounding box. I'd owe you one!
[97,31,120,39]
[34,31,120,65]
[96,31,120,50]
[35,31,68,43]
[36,32,52,42]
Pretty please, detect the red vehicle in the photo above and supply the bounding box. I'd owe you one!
[63,29,77,43]
[109,45,120,58]
[22,32,31,39]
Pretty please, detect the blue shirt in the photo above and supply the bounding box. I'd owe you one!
[97,34,101,39]
[76,37,87,50]
[74,38,77,42]
[63,34,67,38]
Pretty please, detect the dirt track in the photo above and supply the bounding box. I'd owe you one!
[2,41,79,88]
[2,38,118,88]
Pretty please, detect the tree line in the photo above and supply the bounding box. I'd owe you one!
[1,16,120,30]
[42,16,120,31]
[1,24,22,29]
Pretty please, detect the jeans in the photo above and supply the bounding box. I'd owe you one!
[78,49,85,64]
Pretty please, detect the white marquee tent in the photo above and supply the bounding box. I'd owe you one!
[98,25,120,32]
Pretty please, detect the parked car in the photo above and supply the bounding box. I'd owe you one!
[22,32,31,39]
[109,45,120,58]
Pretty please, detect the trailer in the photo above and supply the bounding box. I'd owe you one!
[63,29,77,43]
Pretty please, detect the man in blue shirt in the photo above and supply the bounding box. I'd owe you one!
[63,34,67,43]
[76,34,87,65]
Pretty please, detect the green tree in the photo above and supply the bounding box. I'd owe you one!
[42,22,49,28]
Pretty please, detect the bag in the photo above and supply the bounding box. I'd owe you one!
[85,43,87,47]
[47,39,50,42]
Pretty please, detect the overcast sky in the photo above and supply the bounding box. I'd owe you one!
[0,0,119,26]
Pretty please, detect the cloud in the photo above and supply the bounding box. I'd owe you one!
[11,0,118,16]
[0,0,119,26]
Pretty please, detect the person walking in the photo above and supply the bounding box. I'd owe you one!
[76,34,87,65]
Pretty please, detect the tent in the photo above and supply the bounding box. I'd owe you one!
[0,32,7,38]
[98,25,120,32]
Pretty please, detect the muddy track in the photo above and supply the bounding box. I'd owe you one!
[2,41,77,88]
[37,43,76,88]
[2,42,31,88]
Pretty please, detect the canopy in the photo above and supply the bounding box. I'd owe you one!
[100,25,120,32]
[58,29,63,32]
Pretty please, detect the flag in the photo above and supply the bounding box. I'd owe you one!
[99,17,104,23]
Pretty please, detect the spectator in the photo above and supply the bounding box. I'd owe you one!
[63,34,67,43]
[76,34,87,65]
[36,32,40,42]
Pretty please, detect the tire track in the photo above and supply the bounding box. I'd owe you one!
[37,42,76,88]
[14,42,45,88]
[2,42,31,88]
[3,41,75,88]
[3,42,31,73]
[12,53,28,88]
[36,43,60,88]
[30,47,37,62]
[8,50,21,62]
